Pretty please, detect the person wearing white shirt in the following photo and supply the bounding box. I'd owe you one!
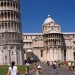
[68,62,71,70]
[72,62,74,71]
[7,61,18,75]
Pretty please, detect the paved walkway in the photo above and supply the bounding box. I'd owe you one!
[22,62,74,75]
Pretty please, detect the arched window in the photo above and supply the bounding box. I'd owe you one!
[5,12,7,18]
[13,2,15,7]
[4,2,6,7]
[7,2,9,6]
[1,2,3,7]
[8,11,10,19]
[41,50,43,57]
[16,3,17,8]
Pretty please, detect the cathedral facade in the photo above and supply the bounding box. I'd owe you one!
[23,15,75,62]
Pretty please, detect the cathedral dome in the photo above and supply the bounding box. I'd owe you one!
[43,15,54,25]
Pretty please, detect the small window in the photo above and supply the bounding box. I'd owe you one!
[26,36,27,39]
[1,2,3,6]
[41,50,43,57]
[12,52,13,55]
[24,50,25,54]
[73,41,75,44]
[58,27,59,30]
[73,35,74,38]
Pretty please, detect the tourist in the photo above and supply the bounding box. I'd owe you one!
[25,61,30,75]
[35,61,42,75]
[52,61,57,74]
[58,62,60,68]
[72,62,74,71]
[7,61,18,75]
[50,61,53,67]
[68,61,71,70]
[35,61,40,69]
[36,65,42,75]
[46,61,50,66]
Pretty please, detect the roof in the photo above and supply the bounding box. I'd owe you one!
[26,49,32,52]
[43,15,54,25]
[63,32,75,34]
[23,33,43,35]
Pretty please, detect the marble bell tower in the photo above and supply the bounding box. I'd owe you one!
[0,0,24,65]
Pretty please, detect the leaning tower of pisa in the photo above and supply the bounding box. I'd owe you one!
[0,0,24,65]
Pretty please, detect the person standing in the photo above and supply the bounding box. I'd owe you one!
[50,61,53,67]
[72,62,74,71]
[46,61,50,66]
[25,61,30,75]
[35,61,42,75]
[52,61,57,74]
[58,62,60,68]
[7,61,18,75]
[68,62,71,70]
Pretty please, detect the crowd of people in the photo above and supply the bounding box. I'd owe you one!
[46,61,75,74]
[6,60,42,75]
[34,60,60,75]
[46,61,59,74]
[6,60,75,75]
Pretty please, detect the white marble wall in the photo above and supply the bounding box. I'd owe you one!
[0,50,3,65]
[66,49,74,61]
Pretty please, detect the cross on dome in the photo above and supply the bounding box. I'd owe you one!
[48,14,50,17]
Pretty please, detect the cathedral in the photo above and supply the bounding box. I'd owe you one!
[23,15,75,62]
[0,0,75,65]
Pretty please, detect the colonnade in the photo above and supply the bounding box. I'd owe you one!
[0,11,20,22]
[44,34,63,46]
[0,1,19,11]
[43,33,64,61]
[0,33,22,45]
[0,22,21,32]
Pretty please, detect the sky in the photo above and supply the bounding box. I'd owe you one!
[20,0,75,33]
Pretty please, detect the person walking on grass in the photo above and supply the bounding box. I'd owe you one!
[7,61,18,75]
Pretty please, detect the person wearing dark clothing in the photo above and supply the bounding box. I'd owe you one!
[47,61,50,66]
[58,62,60,68]
[52,61,57,74]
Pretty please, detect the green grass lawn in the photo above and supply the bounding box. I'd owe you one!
[0,64,34,75]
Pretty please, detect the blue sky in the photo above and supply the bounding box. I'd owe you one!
[20,0,75,33]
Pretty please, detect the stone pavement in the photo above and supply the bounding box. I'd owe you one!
[22,62,74,75]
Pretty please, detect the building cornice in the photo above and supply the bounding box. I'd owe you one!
[63,32,75,34]
[23,33,43,35]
